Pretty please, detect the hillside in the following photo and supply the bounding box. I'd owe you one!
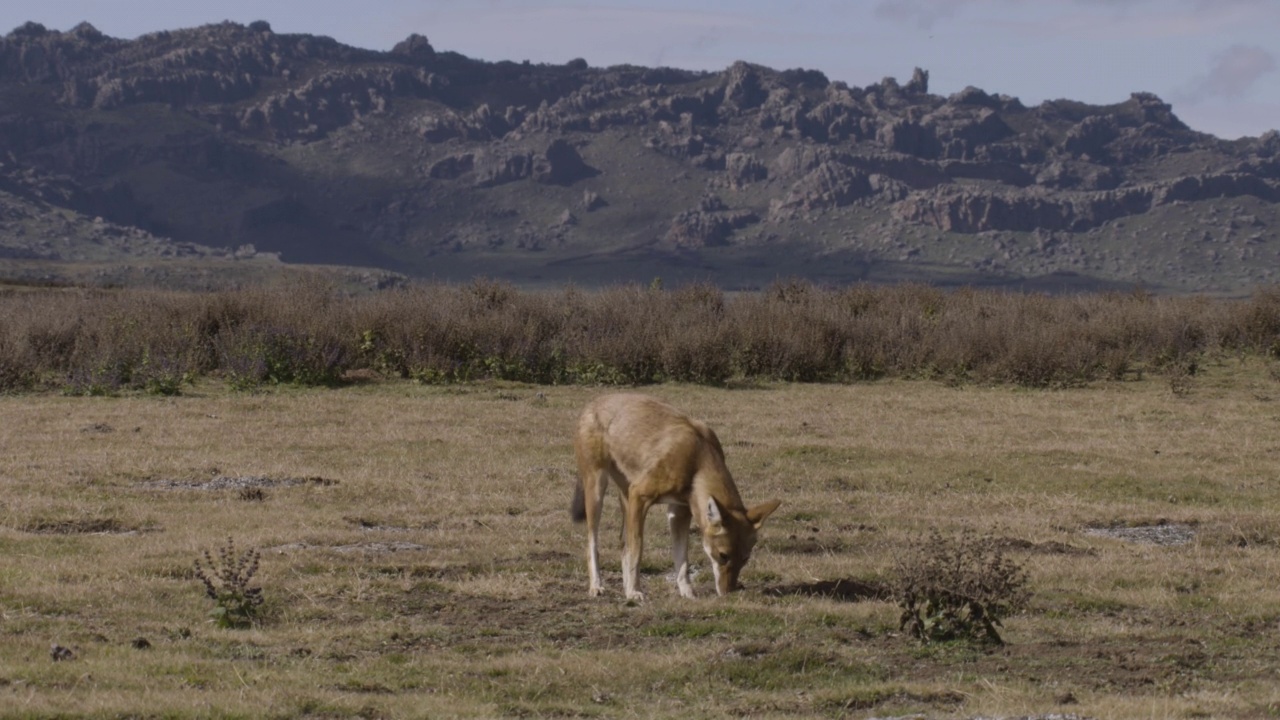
[1,20,1278,292]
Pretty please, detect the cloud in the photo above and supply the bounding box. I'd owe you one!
[1177,44,1277,104]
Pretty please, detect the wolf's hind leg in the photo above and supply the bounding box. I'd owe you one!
[585,470,609,596]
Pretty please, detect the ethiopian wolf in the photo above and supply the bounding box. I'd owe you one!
[571,393,781,600]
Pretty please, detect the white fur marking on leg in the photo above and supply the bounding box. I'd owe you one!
[668,506,695,599]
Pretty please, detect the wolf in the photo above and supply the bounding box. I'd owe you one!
[572,393,781,600]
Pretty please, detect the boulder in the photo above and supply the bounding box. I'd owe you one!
[532,139,596,185]
[391,33,435,62]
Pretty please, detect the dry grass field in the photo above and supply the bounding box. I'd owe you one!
[3,362,1280,718]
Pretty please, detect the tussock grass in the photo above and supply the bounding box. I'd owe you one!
[4,280,1280,393]
[3,362,1280,716]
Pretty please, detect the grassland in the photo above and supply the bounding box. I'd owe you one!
[4,360,1280,718]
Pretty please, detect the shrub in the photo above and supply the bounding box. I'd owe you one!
[0,337,37,391]
[4,282,1280,391]
[216,324,349,389]
[194,537,264,629]
[894,529,1030,645]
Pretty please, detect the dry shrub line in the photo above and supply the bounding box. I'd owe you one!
[3,279,1280,393]
[894,528,1031,645]
[193,537,263,629]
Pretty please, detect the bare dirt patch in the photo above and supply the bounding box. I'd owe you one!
[765,577,893,602]
[19,517,154,535]
[139,475,340,490]
[993,537,1096,556]
[772,533,848,555]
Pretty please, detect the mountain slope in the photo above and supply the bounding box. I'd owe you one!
[1,20,1278,292]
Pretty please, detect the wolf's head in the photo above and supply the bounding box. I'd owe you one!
[702,497,782,596]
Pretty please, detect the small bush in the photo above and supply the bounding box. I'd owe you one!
[894,528,1030,645]
[194,537,264,629]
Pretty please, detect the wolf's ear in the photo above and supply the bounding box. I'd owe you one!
[746,499,782,529]
[706,497,725,531]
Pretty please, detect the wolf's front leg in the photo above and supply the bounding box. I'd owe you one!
[667,504,695,599]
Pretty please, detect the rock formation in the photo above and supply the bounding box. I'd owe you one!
[0,19,1278,292]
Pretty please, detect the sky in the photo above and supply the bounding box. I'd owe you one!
[4,0,1278,140]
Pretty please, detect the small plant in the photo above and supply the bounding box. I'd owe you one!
[134,348,195,396]
[193,537,263,629]
[894,528,1030,645]
[1166,359,1197,397]
[238,487,267,502]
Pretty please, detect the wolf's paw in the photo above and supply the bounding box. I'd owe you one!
[589,585,604,598]
[624,590,645,604]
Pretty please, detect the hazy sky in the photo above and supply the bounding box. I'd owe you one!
[5,0,1277,139]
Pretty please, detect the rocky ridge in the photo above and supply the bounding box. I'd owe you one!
[1,20,1278,292]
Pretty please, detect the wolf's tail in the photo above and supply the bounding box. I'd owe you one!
[570,478,586,523]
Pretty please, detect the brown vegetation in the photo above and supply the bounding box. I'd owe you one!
[5,368,1280,716]
[2,279,1280,394]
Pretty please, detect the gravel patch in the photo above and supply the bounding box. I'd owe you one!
[1084,523,1195,546]
[264,541,427,554]
[139,475,339,490]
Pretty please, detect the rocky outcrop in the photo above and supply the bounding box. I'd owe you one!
[926,105,1014,160]
[532,139,595,184]
[770,146,848,180]
[0,22,126,84]
[667,195,759,247]
[895,173,1280,233]
[4,21,443,141]
[417,103,522,143]
[725,152,767,188]
[428,153,474,179]
[474,150,535,188]
[469,140,596,188]
[877,120,939,158]
[721,62,769,111]
[391,34,435,63]
[1035,161,1121,191]
[2,18,1279,293]
[770,162,874,220]
[236,67,442,140]
[1,21,380,110]
[644,115,718,162]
